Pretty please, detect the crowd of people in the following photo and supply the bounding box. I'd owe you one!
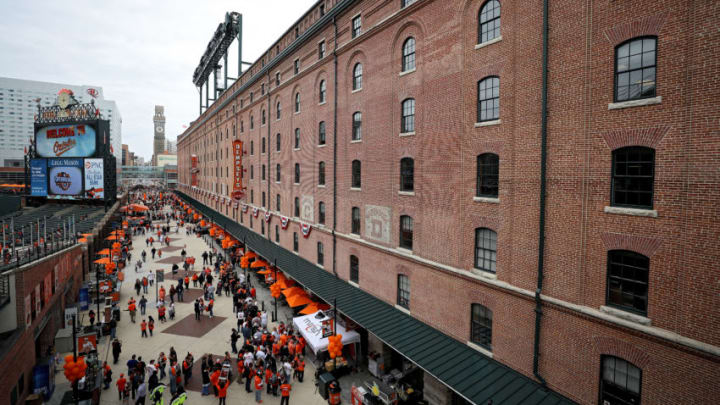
[100,191,318,404]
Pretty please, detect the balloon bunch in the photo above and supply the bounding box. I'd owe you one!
[63,355,87,383]
[270,283,282,299]
[328,334,343,359]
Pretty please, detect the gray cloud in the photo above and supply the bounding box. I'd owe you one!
[0,0,315,160]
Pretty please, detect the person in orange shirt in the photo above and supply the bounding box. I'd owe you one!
[140,319,147,338]
[159,286,166,302]
[210,369,221,397]
[296,355,305,383]
[288,340,296,357]
[280,380,292,405]
[272,342,281,357]
[254,371,264,403]
[128,301,137,323]
[265,367,273,395]
[216,377,229,405]
[116,373,127,401]
[148,317,155,337]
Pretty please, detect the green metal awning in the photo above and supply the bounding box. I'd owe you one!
[176,191,576,405]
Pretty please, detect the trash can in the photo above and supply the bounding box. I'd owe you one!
[318,372,336,400]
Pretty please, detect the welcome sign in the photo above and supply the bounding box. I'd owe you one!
[36,124,97,158]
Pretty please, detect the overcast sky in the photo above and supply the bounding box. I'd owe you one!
[0,0,316,161]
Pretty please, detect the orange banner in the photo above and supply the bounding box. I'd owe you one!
[231,140,244,200]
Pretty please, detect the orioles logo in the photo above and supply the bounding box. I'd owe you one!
[86,88,99,98]
[54,171,72,191]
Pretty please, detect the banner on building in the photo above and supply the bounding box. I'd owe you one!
[30,159,48,196]
[190,154,198,186]
[231,140,244,200]
[84,158,104,199]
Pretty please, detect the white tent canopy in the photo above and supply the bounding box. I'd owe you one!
[293,311,361,354]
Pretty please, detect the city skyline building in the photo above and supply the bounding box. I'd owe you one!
[0,76,122,167]
[152,105,166,165]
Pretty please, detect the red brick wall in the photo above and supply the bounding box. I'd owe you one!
[0,245,85,405]
[178,0,720,403]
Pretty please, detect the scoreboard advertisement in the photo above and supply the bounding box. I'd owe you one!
[28,89,117,202]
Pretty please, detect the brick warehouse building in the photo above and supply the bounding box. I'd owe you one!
[177,0,719,404]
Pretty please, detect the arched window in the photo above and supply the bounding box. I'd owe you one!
[317,242,324,265]
[262,109,266,125]
[318,121,326,145]
[261,137,266,154]
[474,228,497,272]
[401,98,415,133]
[615,37,656,102]
[352,112,362,141]
[276,194,281,211]
[318,161,326,185]
[353,63,363,90]
[276,102,281,119]
[401,0,417,8]
[294,197,300,217]
[400,158,414,192]
[261,164,266,180]
[319,80,327,103]
[611,146,654,209]
[402,37,416,72]
[397,274,410,309]
[276,133,281,151]
[293,232,299,252]
[399,215,413,250]
[351,207,360,234]
[477,76,500,122]
[470,303,492,350]
[295,92,301,112]
[294,163,300,184]
[476,153,499,197]
[294,128,301,149]
[275,224,279,242]
[601,356,642,405]
[250,115,254,129]
[349,255,359,283]
[351,160,361,188]
[318,202,326,225]
[607,250,649,314]
[478,1,501,44]
[276,163,281,182]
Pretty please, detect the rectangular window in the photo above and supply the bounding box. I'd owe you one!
[275,225,280,242]
[350,255,359,283]
[352,15,362,38]
[319,41,326,59]
[471,304,492,350]
[397,274,410,309]
[293,232,299,252]
[294,59,300,75]
[317,242,324,265]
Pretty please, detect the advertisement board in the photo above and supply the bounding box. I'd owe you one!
[48,158,83,197]
[84,158,104,199]
[30,159,48,196]
[231,140,244,200]
[36,123,96,158]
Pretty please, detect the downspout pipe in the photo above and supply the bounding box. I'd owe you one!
[331,17,339,278]
[533,0,549,388]
[267,71,272,241]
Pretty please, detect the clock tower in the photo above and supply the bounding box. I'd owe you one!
[152,105,166,165]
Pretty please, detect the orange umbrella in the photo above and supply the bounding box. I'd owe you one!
[282,287,304,298]
[244,251,257,260]
[299,302,331,315]
[128,203,149,212]
[81,233,93,237]
[257,269,272,275]
[110,230,125,235]
[105,235,121,241]
[287,293,312,308]
[276,277,294,290]
[250,260,268,269]
[97,248,110,255]
[94,257,111,264]
[78,238,88,244]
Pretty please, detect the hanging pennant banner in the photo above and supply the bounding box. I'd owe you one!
[242,205,248,213]
[253,207,259,217]
[231,140,245,200]
[300,223,312,238]
[281,216,289,229]
[264,211,272,223]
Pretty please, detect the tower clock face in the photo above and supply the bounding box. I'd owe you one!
[156,126,164,133]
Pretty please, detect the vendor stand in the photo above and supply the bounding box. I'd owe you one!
[293,311,361,377]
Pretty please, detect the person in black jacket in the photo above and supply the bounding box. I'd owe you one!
[112,339,122,364]
[148,370,159,392]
